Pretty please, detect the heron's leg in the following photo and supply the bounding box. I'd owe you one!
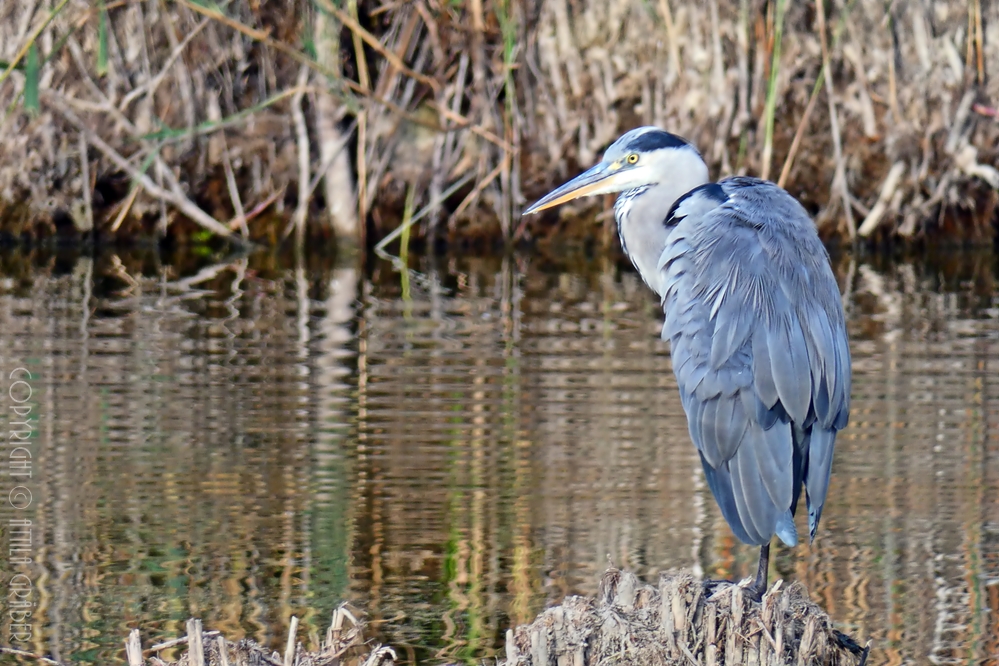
[703,542,771,601]
[745,543,770,603]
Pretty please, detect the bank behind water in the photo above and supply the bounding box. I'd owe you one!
[0,1,997,248]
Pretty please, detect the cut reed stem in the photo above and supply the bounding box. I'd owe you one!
[760,0,787,182]
[815,0,855,238]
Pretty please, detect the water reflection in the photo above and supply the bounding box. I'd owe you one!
[0,246,996,665]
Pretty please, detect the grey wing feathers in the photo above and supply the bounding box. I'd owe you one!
[659,178,850,546]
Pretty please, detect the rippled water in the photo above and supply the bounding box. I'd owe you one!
[0,246,997,665]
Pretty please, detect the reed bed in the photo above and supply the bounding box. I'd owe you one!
[0,0,996,247]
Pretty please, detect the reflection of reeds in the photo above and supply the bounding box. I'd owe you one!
[2,247,999,663]
[0,250,362,661]
[351,250,999,663]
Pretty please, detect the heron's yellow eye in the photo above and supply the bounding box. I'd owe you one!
[626,153,639,164]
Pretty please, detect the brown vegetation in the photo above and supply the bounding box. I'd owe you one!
[2,609,396,666]
[0,571,870,666]
[0,1,997,247]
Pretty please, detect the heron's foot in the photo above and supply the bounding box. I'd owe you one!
[701,578,764,602]
[742,579,766,604]
[701,578,734,596]
[703,544,771,603]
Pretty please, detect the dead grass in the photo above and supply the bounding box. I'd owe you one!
[0,1,996,246]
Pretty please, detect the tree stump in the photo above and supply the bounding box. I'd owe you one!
[504,569,869,666]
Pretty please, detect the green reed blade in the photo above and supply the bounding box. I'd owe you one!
[141,87,304,142]
[24,43,39,114]
[97,2,108,76]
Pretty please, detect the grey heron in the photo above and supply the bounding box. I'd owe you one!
[523,127,851,601]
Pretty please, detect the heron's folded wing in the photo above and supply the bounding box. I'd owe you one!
[658,178,851,544]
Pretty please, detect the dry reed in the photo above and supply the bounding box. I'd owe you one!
[3,605,393,666]
[0,0,996,246]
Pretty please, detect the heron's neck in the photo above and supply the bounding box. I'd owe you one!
[615,170,709,297]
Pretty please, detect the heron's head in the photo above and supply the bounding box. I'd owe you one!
[523,127,707,215]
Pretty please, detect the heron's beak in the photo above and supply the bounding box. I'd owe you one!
[522,161,628,215]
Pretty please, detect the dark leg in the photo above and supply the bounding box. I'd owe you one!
[745,543,770,602]
[703,542,771,601]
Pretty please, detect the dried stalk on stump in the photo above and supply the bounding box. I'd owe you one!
[115,605,393,666]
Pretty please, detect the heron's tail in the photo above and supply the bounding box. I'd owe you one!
[805,427,837,541]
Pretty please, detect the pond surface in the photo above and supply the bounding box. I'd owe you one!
[0,245,998,665]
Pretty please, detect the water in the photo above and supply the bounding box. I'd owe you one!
[0,246,997,665]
